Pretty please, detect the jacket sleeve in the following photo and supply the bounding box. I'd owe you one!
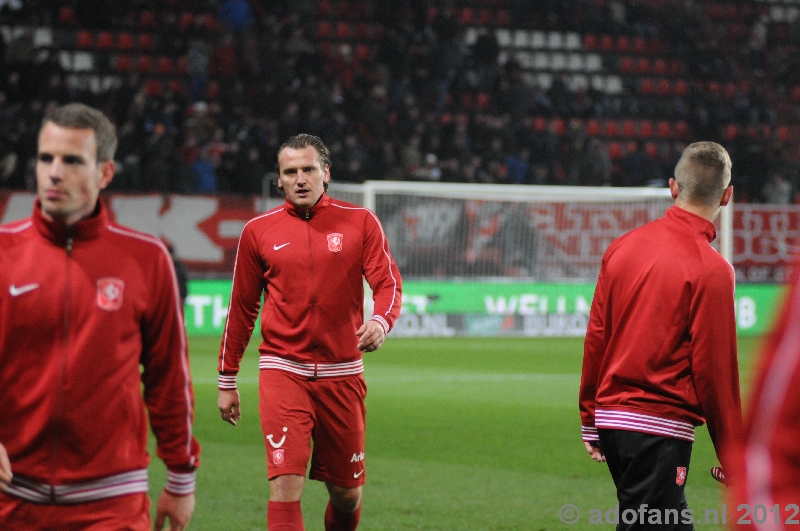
[690,260,742,470]
[579,264,607,442]
[140,243,201,496]
[218,221,264,389]
[362,210,402,333]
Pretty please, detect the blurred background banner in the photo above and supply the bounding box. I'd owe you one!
[2,189,798,283]
[184,278,782,338]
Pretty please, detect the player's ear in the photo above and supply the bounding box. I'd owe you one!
[668,178,679,199]
[97,160,115,190]
[720,185,733,207]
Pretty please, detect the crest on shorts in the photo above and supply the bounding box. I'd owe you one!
[327,233,343,252]
[676,467,687,486]
[272,449,285,465]
[97,278,125,311]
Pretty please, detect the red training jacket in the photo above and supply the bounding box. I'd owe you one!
[218,195,402,387]
[580,206,742,469]
[0,200,200,504]
[729,257,800,528]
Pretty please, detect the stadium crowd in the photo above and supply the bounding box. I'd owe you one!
[1,0,800,203]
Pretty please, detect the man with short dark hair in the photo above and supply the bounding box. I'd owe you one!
[218,133,402,531]
[580,142,743,530]
[0,103,200,530]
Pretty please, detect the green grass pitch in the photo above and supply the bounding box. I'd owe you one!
[149,335,763,530]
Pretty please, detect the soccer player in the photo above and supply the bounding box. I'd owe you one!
[579,141,742,530]
[0,103,200,530]
[217,134,402,531]
[729,255,800,529]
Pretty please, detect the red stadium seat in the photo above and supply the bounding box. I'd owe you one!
[552,118,566,136]
[336,0,350,18]
[58,6,77,25]
[352,1,368,19]
[177,56,188,74]
[675,121,688,138]
[477,9,492,25]
[97,31,114,49]
[616,35,630,52]
[640,120,654,138]
[599,34,613,51]
[476,92,491,110]
[533,117,547,132]
[138,34,155,51]
[656,121,672,138]
[586,119,600,136]
[645,142,658,158]
[633,37,646,53]
[317,0,333,17]
[145,79,162,97]
[622,120,636,137]
[636,58,650,74]
[139,11,157,28]
[459,8,474,25]
[76,30,93,48]
[604,120,618,137]
[609,142,623,159]
[653,58,667,75]
[669,60,683,75]
[178,12,194,30]
[791,86,800,102]
[619,56,634,73]
[136,55,153,73]
[657,79,671,96]
[157,56,175,74]
[723,82,736,99]
[202,14,217,32]
[674,80,688,96]
[117,32,134,50]
[724,123,739,140]
[115,55,132,73]
[355,23,369,39]
[354,44,370,61]
[707,81,721,96]
[495,10,510,26]
[583,34,598,50]
[778,125,790,142]
[640,78,655,95]
[335,21,351,39]
[317,21,332,39]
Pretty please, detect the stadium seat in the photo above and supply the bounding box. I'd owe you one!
[587,119,600,136]
[145,79,162,97]
[317,0,333,17]
[583,34,597,50]
[117,32,134,50]
[640,120,654,137]
[707,81,721,97]
[645,142,658,158]
[76,30,93,48]
[674,80,688,96]
[653,58,667,75]
[656,121,672,138]
[552,118,566,135]
[202,14,217,32]
[336,1,350,18]
[619,56,634,73]
[723,82,736,99]
[616,35,630,52]
[176,56,188,74]
[724,123,739,140]
[477,9,492,25]
[791,86,800,102]
[778,125,790,142]
[139,11,157,28]
[622,120,636,137]
[97,31,114,49]
[675,121,688,138]
[459,8,474,24]
[609,142,623,159]
[355,23,369,39]
[640,78,655,95]
[115,54,132,73]
[317,21,332,39]
[136,55,153,73]
[336,21,351,39]
[657,79,671,96]
[636,58,650,74]
[495,10,510,26]
[207,80,220,100]
[669,60,683,75]
[476,92,491,110]
[157,56,175,74]
[533,117,547,132]
[352,2,368,19]
[58,6,77,25]
[633,36,646,53]
[355,44,370,61]
[138,34,155,51]
[599,34,613,51]
[604,120,618,136]
[178,12,194,30]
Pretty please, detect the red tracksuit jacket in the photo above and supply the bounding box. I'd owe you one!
[580,206,742,468]
[730,259,800,527]
[0,200,200,504]
[218,194,402,388]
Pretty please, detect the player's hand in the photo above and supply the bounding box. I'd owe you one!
[711,466,731,486]
[154,490,195,531]
[584,441,606,463]
[218,389,241,426]
[356,320,386,352]
[0,442,12,491]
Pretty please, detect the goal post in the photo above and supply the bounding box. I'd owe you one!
[328,181,733,281]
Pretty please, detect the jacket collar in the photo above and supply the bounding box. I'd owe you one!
[33,198,109,245]
[285,193,331,219]
[664,205,716,243]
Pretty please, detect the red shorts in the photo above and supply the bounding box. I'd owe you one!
[259,369,367,488]
[0,491,150,531]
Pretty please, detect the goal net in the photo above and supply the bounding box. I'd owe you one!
[328,181,733,282]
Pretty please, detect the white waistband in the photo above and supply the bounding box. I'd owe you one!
[259,355,364,378]
[6,469,149,505]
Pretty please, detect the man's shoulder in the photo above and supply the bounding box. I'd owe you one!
[0,217,34,236]
[104,222,170,257]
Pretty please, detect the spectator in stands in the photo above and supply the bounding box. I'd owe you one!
[761,171,793,205]
[506,147,531,185]
[217,0,255,37]
[192,145,218,193]
[471,29,500,92]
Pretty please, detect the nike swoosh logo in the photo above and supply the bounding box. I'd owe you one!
[9,283,40,297]
[273,243,290,250]
[353,470,364,478]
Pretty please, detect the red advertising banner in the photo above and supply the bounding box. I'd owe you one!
[3,191,798,282]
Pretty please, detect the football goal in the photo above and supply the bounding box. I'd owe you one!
[328,181,733,281]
